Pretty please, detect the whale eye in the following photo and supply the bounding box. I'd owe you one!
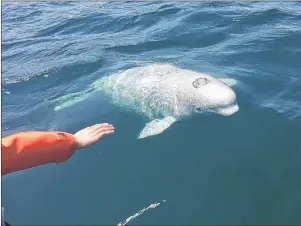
[192,78,210,88]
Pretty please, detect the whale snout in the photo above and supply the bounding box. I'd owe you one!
[205,84,237,106]
[211,86,239,116]
[195,83,239,116]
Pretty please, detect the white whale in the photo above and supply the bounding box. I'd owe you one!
[55,63,239,139]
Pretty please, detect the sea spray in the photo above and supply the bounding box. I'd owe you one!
[117,200,166,226]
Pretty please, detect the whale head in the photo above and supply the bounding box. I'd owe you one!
[190,77,239,116]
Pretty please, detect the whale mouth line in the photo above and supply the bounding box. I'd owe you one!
[195,104,239,116]
[216,104,239,116]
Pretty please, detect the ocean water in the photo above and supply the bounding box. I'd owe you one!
[2,2,301,225]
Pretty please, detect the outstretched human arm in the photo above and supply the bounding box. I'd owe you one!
[1,123,114,175]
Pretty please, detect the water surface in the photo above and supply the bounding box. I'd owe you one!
[2,2,301,225]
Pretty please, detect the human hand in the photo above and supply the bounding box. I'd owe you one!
[74,123,115,149]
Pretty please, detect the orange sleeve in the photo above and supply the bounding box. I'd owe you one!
[1,131,77,175]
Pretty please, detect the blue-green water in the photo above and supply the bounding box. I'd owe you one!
[2,2,301,225]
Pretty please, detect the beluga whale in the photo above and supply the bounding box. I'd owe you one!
[55,63,239,139]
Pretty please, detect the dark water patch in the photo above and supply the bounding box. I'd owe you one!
[3,56,105,95]
[34,16,95,38]
[108,30,228,54]
[156,6,181,17]
[2,37,60,52]
[158,3,176,11]
[14,10,43,21]
[240,8,290,26]
[107,7,181,34]
[184,10,225,24]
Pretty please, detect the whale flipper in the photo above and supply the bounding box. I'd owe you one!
[138,116,176,139]
[219,78,238,87]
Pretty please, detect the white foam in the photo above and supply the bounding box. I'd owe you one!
[117,200,166,226]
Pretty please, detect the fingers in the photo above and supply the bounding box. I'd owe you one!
[94,126,114,136]
[90,123,110,130]
[85,123,115,141]
[91,129,114,143]
[88,123,114,137]
[98,130,114,137]
[89,123,113,132]
[94,124,114,132]
[74,123,115,149]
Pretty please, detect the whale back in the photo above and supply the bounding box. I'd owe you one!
[93,64,183,119]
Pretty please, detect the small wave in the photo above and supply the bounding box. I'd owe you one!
[239,8,291,27]
[2,50,105,87]
[108,31,228,54]
[117,200,166,226]
[260,98,301,120]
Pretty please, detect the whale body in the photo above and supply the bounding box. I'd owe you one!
[55,63,239,139]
